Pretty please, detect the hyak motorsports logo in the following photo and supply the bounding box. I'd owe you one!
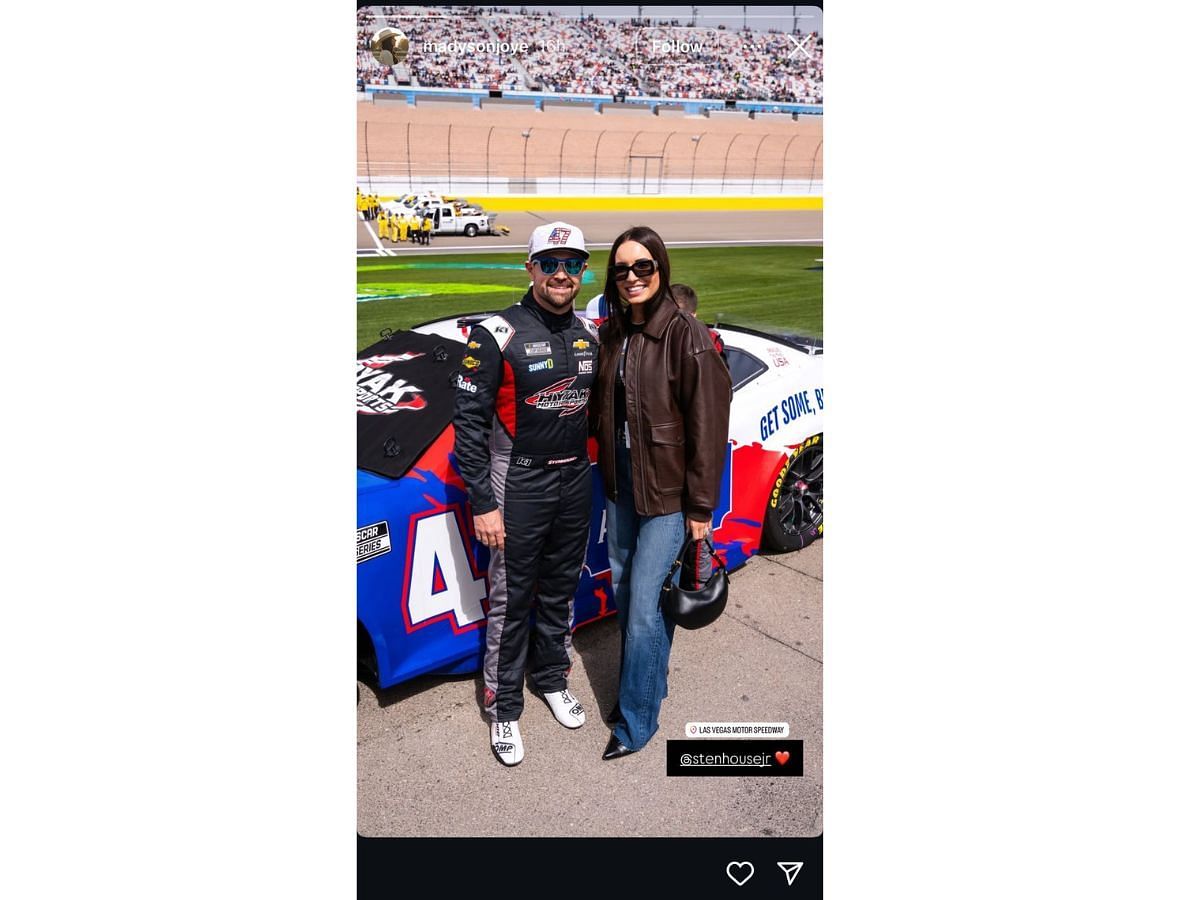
[359,352,424,369]
[356,354,428,415]
[524,376,589,417]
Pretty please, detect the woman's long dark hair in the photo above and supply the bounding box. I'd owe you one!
[601,225,675,351]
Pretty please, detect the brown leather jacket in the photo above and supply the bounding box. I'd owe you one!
[591,295,732,520]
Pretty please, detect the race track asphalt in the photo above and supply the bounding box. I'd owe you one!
[357,541,823,838]
[358,209,823,255]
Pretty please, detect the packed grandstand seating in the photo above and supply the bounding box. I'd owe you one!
[356,6,822,104]
[358,50,396,88]
[490,13,642,96]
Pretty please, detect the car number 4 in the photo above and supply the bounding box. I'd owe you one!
[407,511,487,628]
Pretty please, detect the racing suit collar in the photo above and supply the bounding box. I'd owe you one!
[521,288,577,333]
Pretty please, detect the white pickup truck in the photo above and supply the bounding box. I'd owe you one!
[426,201,498,237]
[382,194,502,237]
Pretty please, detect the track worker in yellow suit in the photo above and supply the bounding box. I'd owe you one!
[378,209,389,240]
[421,213,433,244]
[356,188,365,213]
[390,210,403,243]
[397,214,409,243]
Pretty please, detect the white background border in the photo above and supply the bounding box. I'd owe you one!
[5,2,1199,897]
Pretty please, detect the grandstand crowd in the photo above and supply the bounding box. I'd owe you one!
[356,5,822,104]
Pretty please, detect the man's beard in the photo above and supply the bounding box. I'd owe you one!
[535,280,578,311]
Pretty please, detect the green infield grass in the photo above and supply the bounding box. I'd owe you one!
[357,245,821,350]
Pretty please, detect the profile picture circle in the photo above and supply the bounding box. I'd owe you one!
[370,28,409,66]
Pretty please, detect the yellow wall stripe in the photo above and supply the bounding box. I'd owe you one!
[378,195,822,211]
[465,195,822,212]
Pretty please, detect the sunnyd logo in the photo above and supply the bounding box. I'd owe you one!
[524,376,589,417]
[356,357,428,415]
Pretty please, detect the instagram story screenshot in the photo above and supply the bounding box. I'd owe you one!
[357,4,823,894]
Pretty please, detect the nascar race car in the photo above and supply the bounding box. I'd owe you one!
[357,313,823,689]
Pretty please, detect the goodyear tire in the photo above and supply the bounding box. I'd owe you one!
[762,433,823,552]
[464,223,479,237]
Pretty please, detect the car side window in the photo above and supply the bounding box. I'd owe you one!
[724,347,768,392]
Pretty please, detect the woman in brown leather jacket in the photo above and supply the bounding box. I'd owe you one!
[590,226,732,759]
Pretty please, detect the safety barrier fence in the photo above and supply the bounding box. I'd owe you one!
[358,116,823,197]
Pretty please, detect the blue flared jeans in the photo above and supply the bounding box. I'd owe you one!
[607,443,685,751]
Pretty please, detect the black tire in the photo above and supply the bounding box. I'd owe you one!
[761,433,823,552]
[464,223,478,237]
[357,620,379,685]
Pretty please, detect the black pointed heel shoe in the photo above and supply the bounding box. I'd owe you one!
[602,733,636,760]
[604,704,621,725]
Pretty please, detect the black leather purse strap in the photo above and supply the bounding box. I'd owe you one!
[661,535,726,595]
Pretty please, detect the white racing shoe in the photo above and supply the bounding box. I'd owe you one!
[543,688,586,729]
[490,720,524,767]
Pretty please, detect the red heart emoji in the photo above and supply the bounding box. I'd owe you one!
[775,751,790,765]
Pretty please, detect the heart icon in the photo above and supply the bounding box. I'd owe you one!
[775,751,790,765]
[726,861,755,887]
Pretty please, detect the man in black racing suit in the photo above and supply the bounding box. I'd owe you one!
[453,221,599,767]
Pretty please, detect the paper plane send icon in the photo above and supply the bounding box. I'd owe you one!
[777,862,804,886]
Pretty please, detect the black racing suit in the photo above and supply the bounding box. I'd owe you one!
[453,290,599,721]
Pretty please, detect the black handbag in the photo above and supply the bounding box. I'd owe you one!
[660,536,729,629]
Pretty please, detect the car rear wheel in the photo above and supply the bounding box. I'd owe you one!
[464,223,478,237]
[761,433,823,552]
[358,620,378,685]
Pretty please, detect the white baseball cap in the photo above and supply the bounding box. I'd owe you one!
[528,221,589,260]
